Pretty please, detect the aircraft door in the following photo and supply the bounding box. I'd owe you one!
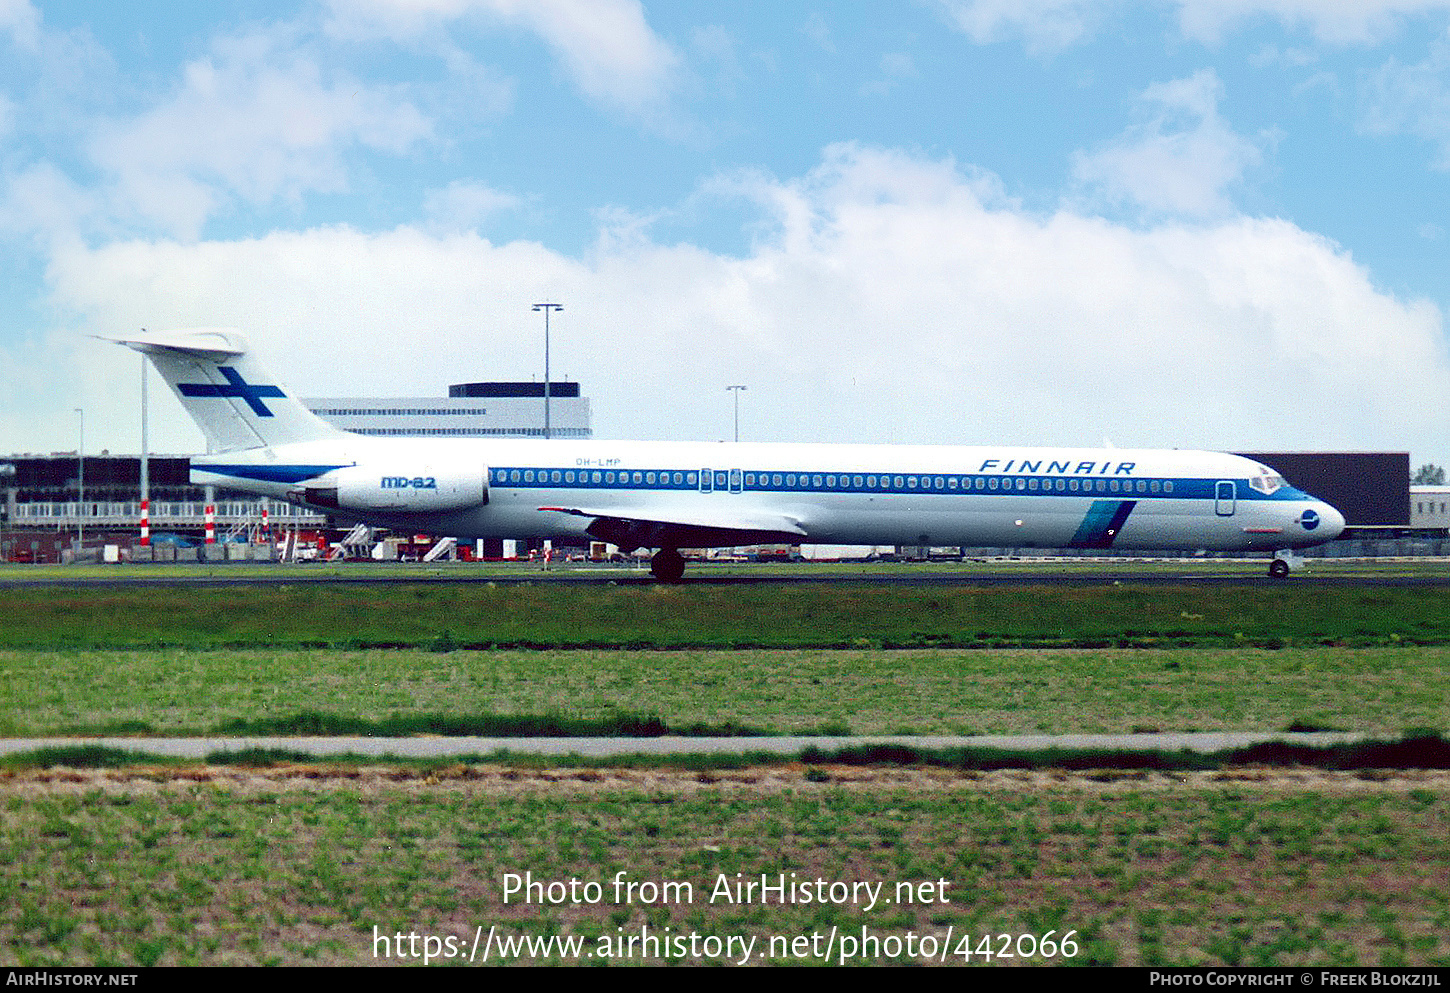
[699,468,713,492]
[1215,481,1236,517]
[729,468,743,493]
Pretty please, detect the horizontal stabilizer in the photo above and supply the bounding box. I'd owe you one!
[101,328,247,359]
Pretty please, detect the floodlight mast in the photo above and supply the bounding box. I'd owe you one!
[532,302,563,440]
[74,408,84,550]
[727,385,747,442]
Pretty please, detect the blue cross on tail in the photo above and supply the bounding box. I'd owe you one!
[178,366,286,417]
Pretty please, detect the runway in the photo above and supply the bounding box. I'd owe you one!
[0,731,1369,760]
[1,564,1448,588]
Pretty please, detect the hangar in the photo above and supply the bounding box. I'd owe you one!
[1236,452,1409,527]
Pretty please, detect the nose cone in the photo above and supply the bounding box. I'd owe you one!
[1298,501,1345,543]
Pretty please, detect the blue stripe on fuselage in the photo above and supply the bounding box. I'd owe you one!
[192,464,349,484]
[1069,500,1138,548]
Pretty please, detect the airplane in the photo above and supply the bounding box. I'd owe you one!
[109,328,1346,581]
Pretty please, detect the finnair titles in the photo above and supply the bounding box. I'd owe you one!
[110,329,1346,581]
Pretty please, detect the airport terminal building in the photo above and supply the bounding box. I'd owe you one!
[303,381,591,439]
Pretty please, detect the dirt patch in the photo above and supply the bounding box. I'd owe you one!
[6,763,1450,797]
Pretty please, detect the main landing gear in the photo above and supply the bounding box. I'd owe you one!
[650,547,685,583]
[1268,558,1290,579]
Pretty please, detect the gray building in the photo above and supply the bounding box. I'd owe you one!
[304,381,591,439]
[1412,486,1450,529]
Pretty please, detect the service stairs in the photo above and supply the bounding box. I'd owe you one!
[423,536,456,562]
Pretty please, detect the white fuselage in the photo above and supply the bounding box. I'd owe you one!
[192,436,1346,552]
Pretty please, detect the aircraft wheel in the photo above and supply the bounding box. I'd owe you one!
[1268,558,1290,579]
[651,548,685,583]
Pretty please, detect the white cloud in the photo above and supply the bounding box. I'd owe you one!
[0,0,39,49]
[861,52,919,96]
[26,144,1445,462]
[932,0,1105,52]
[1175,0,1450,45]
[934,0,1450,50]
[802,12,836,54]
[422,180,522,232]
[0,162,97,249]
[1072,69,1264,217]
[1360,37,1450,168]
[324,0,678,114]
[88,30,431,238]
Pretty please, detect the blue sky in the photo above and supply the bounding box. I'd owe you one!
[2,1,1448,464]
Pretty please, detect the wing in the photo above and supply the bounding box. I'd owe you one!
[537,505,807,552]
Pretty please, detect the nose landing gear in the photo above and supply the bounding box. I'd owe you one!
[1268,550,1301,579]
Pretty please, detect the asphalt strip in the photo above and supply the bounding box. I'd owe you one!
[0,731,1367,759]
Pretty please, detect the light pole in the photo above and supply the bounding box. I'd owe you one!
[532,302,563,440]
[140,352,149,547]
[74,408,84,551]
[727,385,747,442]
[0,462,14,563]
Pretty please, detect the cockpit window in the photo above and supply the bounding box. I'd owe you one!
[1248,472,1285,495]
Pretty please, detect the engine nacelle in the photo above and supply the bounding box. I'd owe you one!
[302,463,488,513]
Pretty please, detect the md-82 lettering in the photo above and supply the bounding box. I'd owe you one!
[381,476,437,490]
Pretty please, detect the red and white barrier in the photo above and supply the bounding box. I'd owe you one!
[204,504,215,544]
[139,499,149,547]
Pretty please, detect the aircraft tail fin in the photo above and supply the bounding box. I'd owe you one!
[105,328,344,452]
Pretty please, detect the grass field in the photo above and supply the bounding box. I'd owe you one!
[0,572,1448,650]
[3,766,1448,967]
[3,569,1449,967]
[3,646,1448,738]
